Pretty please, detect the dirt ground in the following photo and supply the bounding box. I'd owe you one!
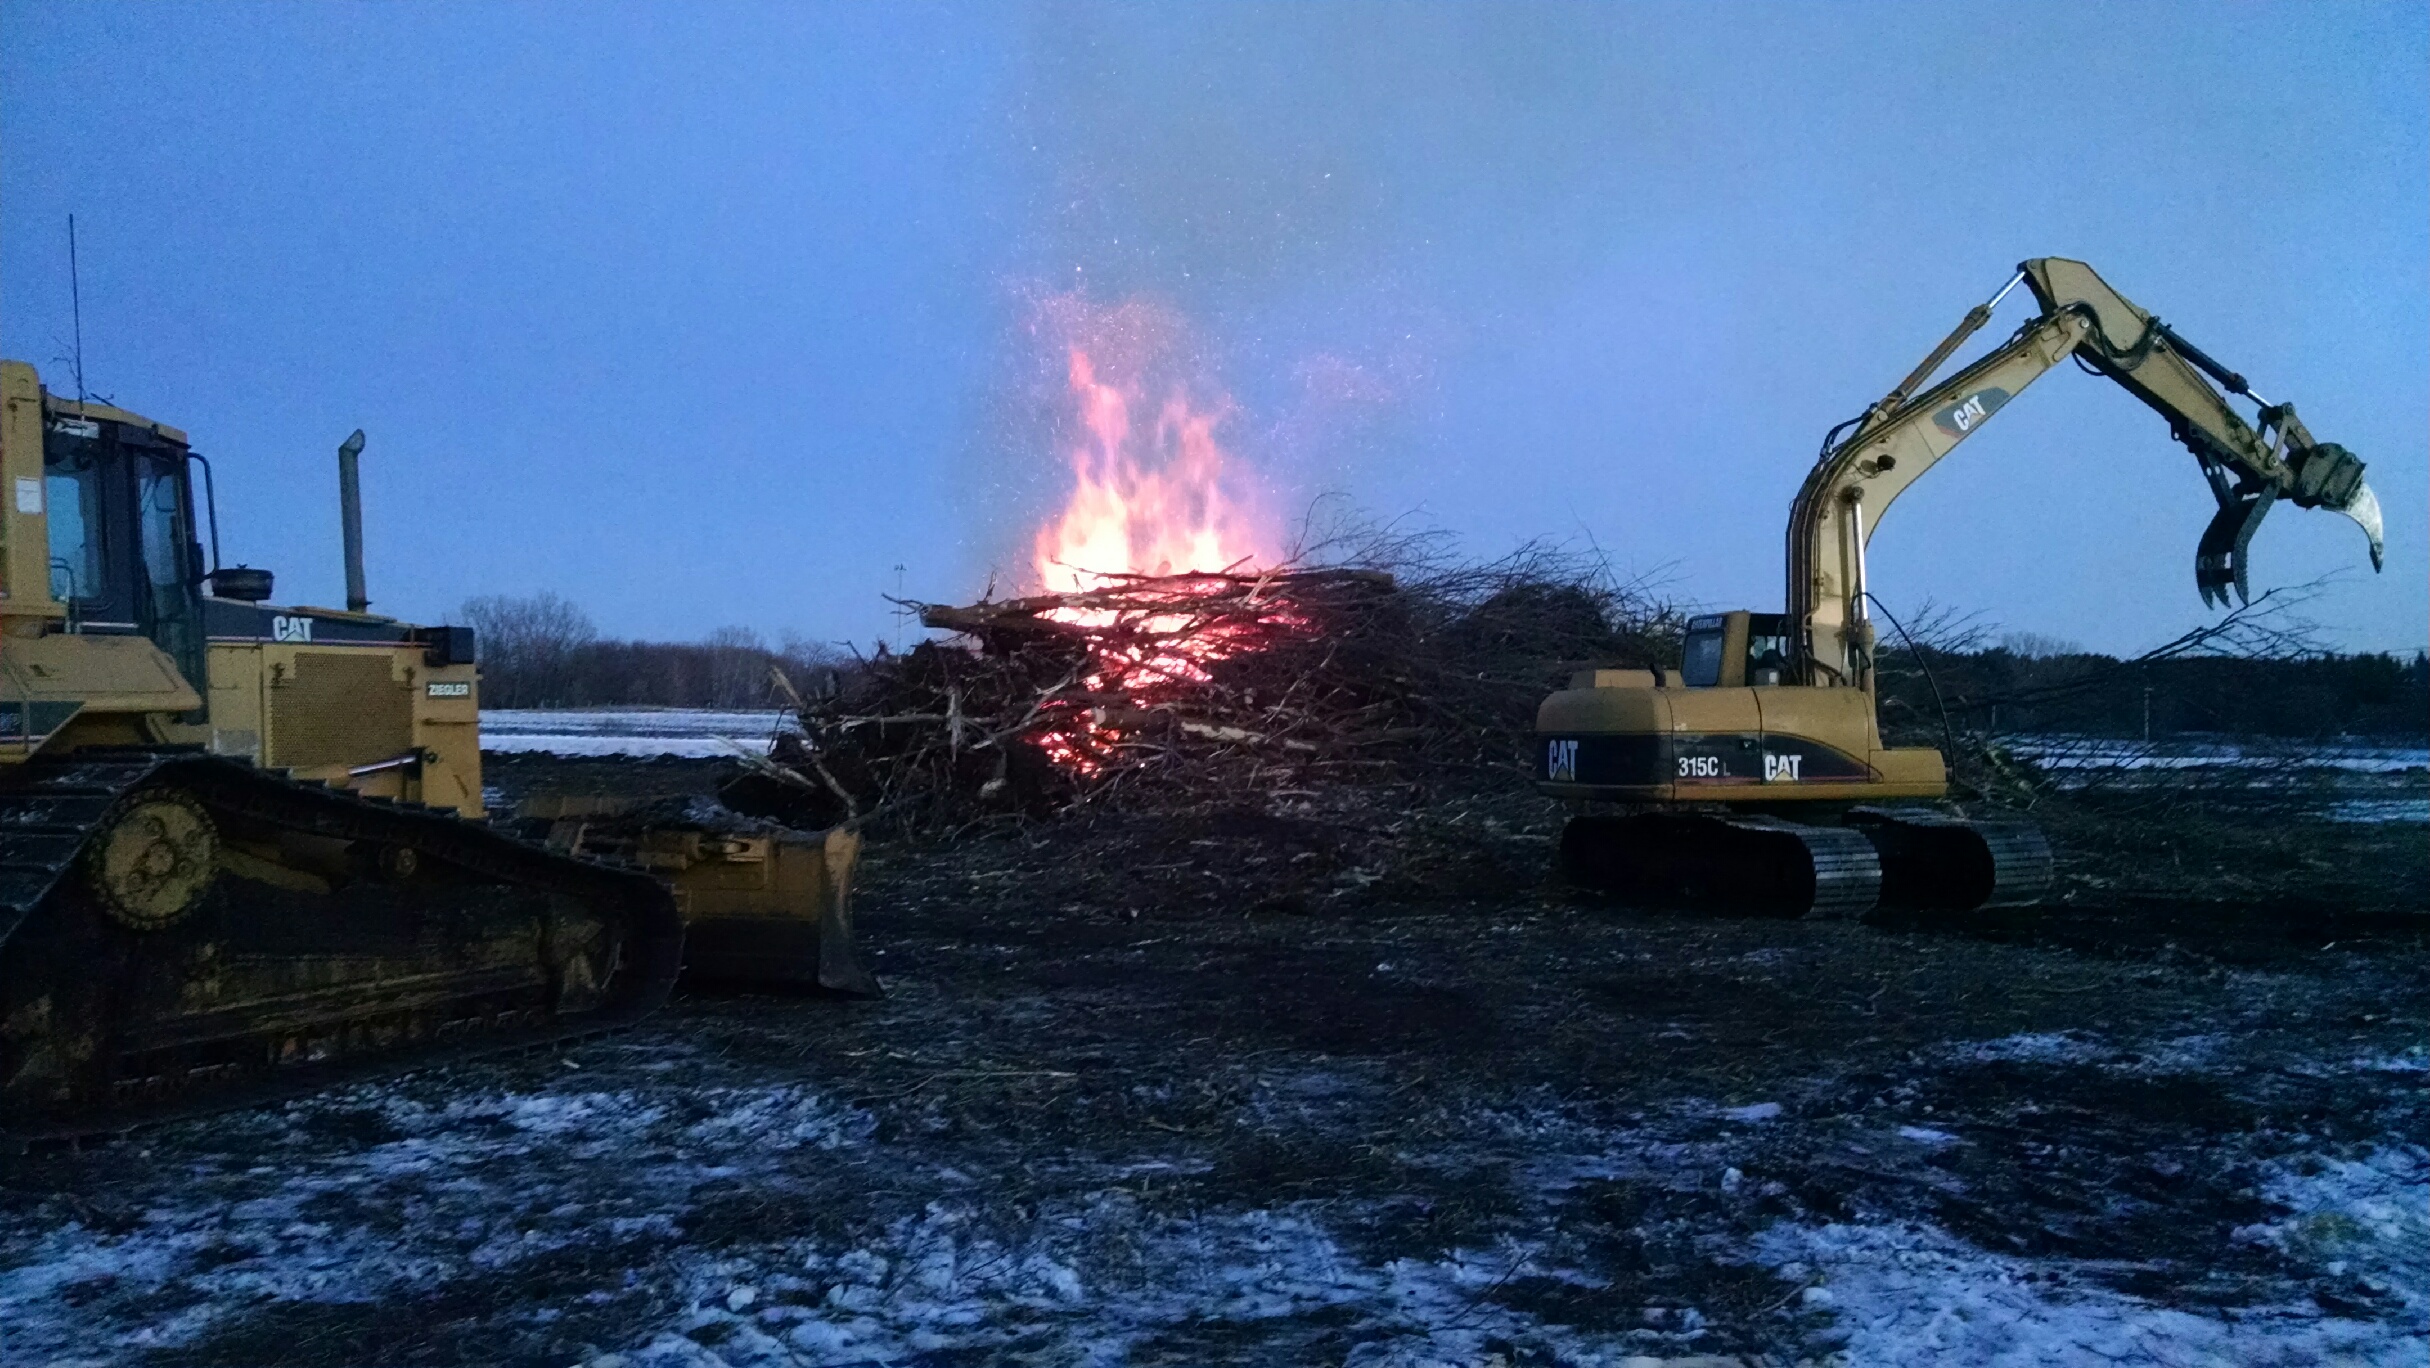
[3,753,2424,1367]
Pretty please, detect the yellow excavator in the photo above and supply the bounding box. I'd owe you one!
[0,361,871,1142]
[1538,258,2386,916]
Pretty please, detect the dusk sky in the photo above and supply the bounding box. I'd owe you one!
[4,2,2421,655]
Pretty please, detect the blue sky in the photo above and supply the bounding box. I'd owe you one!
[4,2,2421,654]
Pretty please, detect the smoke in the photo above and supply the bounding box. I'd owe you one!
[1005,2,1676,304]
[955,3,1684,597]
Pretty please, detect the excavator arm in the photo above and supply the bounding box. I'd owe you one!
[1786,257,2384,688]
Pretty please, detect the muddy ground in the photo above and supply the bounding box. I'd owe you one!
[3,754,2424,1367]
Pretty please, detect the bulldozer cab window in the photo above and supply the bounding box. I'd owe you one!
[137,455,207,686]
[1745,614,1791,686]
[1681,616,1726,687]
[43,443,108,607]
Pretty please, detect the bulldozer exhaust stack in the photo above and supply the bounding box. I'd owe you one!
[337,427,368,613]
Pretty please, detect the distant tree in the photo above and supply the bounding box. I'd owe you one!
[460,592,598,707]
[701,626,771,708]
[2000,631,2086,659]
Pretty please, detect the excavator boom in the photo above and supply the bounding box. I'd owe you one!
[1788,258,2383,688]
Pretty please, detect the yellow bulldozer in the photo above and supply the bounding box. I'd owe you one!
[0,360,872,1143]
[1538,258,2385,916]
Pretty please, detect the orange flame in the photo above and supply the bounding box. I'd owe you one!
[1031,348,1272,594]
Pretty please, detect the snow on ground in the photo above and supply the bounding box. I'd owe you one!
[476,714,2428,776]
[1758,1190,2424,1368]
[2001,737,2428,775]
[479,709,800,758]
[0,1064,1700,1367]
[6,1030,2421,1367]
[2001,736,2427,826]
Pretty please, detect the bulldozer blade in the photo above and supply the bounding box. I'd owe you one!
[812,828,880,997]
[674,827,881,997]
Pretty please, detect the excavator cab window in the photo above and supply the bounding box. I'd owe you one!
[1681,616,1727,687]
[44,427,121,619]
[1745,614,1790,686]
[1680,611,1791,687]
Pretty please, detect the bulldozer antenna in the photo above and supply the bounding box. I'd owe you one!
[67,215,88,403]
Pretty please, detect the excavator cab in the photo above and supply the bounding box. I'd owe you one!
[1679,612,1792,689]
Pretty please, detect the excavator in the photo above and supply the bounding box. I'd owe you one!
[0,360,872,1143]
[1537,258,2386,916]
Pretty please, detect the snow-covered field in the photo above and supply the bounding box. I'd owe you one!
[480,709,801,759]
[2003,735,2429,776]
[478,712,2427,781]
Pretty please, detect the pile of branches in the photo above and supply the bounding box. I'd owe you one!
[743,542,1684,834]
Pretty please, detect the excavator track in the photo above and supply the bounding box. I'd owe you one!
[1848,807,2054,912]
[0,749,683,1146]
[1560,812,1882,919]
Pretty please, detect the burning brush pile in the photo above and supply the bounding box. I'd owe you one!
[731,297,1680,833]
[748,549,1682,834]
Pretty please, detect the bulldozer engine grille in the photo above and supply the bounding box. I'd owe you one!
[270,650,414,770]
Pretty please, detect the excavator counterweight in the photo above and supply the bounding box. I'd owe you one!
[1536,259,2384,917]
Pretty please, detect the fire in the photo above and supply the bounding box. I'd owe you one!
[1031,348,1272,595]
[1021,328,1301,775]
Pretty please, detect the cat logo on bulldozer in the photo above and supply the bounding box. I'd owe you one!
[1763,752,1804,782]
[1546,739,1579,782]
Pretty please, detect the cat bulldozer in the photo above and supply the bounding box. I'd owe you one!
[1539,258,2385,916]
[0,360,872,1143]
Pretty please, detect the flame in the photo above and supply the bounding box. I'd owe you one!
[1021,334,1299,775]
[1032,348,1272,595]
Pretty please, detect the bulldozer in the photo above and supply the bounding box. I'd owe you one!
[1538,258,2386,916]
[0,360,871,1143]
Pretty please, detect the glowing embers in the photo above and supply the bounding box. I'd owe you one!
[970,571,1318,778]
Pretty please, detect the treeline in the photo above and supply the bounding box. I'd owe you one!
[460,593,844,709]
[1876,644,2427,741]
[461,586,2426,740]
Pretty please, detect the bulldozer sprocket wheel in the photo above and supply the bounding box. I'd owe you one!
[85,788,219,931]
[0,748,683,1146]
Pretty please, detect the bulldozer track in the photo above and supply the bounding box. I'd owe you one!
[0,748,683,1148]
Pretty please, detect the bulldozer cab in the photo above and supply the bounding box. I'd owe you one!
[39,406,210,695]
[1679,612,1792,688]
[3,365,487,812]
